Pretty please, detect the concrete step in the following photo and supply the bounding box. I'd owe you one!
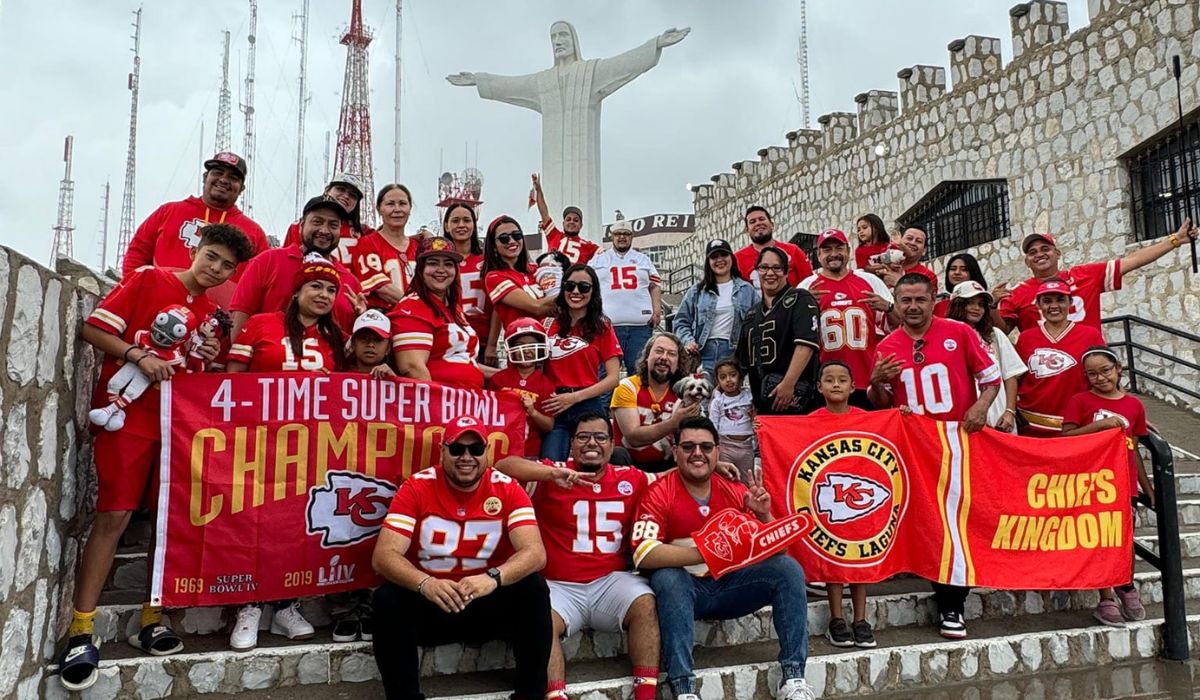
[43,608,1200,699]
[1140,395,1200,458]
[1135,498,1200,529]
[1135,526,1200,559]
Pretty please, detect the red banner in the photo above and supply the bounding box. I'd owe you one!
[150,373,526,607]
[760,411,1133,589]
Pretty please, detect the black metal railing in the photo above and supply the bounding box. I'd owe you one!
[897,179,1011,260]
[1126,118,1200,243]
[665,264,700,296]
[1102,314,1200,401]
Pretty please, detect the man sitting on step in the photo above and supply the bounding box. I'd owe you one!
[631,416,817,700]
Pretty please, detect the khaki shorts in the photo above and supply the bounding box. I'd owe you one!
[548,571,653,637]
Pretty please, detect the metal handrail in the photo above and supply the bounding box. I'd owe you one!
[1101,314,1200,400]
[665,263,700,296]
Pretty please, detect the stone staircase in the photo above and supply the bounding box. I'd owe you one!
[45,397,1200,699]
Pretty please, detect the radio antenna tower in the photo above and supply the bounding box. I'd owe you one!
[240,0,258,212]
[215,31,233,153]
[393,0,403,181]
[116,7,142,271]
[323,130,332,184]
[294,0,311,219]
[98,182,112,271]
[51,136,76,265]
[334,0,377,225]
[796,0,811,128]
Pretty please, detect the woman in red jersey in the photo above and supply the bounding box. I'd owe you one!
[483,216,558,356]
[350,184,422,310]
[442,202,491,356]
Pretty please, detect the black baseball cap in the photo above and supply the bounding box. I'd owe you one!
[204,152,248,178]
[302,195,349,221]
[706,238,733,257]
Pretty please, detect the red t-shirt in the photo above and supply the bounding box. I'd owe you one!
[854,243,890,270]
[903,263,940,295]
[86,267,216,439]
[389,293,483,389]
[544,319,622,390]
[799,270,893,390]
[489,366,556,457]
[227,311,337,372]
[1062,391,1148,492]
[875,317,1001,421]
[282,221,381,265]
[382,467,537,581]
[349,232,413,309]
[631,470,751,575]
[933,298,951,318]
[610,375,679,467]
[122,196,270,279]
[1015,322,1107,435]
[808,406,868,416]
[485,268,546,330]
[546,225,598,265]
[459,253,490,342]
[229,244,362,334]
[735,240,814,289]
[529,460,650,583]
[999,261,1122,333]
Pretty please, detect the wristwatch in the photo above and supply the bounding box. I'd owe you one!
[486,567,503,587]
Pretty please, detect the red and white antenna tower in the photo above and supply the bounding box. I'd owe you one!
[294,0,311,219]
[116,7,142,271]
[334,0,377,226]
[240,0,258,212]
[216,30,233,153]
[51,136,76,265]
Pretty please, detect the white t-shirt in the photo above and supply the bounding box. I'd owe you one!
[709,387,755,437]
[708,280,737,342]
[589,248,661,326]
[983,328,1028,432]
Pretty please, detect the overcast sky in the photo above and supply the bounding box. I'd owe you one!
[0,0,1091,270]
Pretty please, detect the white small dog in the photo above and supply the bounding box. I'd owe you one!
[673,373,713,412]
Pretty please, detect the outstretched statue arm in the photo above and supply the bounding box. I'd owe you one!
[446,70,542,113]
[592,27,690,100]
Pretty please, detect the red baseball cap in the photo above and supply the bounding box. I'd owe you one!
[444,415,487,444]
[1022,233,1057,253]
[1035,279,1071,297]
[204,152,248,178]
[416,236,464,262]
[817,228,848,247]
[504,317,547,344]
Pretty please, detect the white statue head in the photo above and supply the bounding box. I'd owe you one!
[550,21,581,63]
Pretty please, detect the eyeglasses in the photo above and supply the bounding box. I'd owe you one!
[1085,364,1117,379]
[563,281,593,294]
[446,442,487,457]
[912,338,926,365]
[496,232,523,245]
[678,441,716,454]
[756,264,785,273]
[572,432,611,444]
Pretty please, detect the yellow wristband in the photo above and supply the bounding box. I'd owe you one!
[1169,234,1181,248]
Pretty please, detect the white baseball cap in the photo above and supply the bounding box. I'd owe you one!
[352,309,390,339]
[949,280,993,303]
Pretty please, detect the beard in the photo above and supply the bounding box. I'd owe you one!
[750,230,773,245]
[650,365,673,385]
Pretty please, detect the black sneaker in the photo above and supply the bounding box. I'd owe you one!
[852,619,877,648]
[938,611,967,639]
[825,617,853,647]
[358,607,373,642]
[331,617,359,643]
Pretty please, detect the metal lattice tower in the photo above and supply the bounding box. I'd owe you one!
[116,7,142,271]
[51,136,76,265]
[797,0,811,128]
[393,0,403,182]
[323,130,332,184]
[335,0,377,225]
[216,31,233,153]
[240,0,258,213]
[98,182,112,271]
[294,0,311,219]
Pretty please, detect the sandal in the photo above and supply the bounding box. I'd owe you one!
[55,634,100,691]
[128,623,184,656]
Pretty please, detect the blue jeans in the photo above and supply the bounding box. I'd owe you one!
[540,396,607,462]
[650,554,809,696]
[698,337,733,385]
[613,324,654,376]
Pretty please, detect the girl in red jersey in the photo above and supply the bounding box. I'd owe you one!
[349,184,420,309]
[540,264,623,460]
[854,213,892,273]
[1062,346,1151,627]
[483,216,558,359]
[226,255,347,373]
[391,237,486,389]
[442,202,491,357]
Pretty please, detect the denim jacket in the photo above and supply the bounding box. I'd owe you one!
[672,278,760,348]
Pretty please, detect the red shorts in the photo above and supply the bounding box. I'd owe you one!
[93,430,160,512]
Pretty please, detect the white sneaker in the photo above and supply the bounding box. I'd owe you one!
[779,677,817,700]
[230,605,261,651]
[677,695,701,700]
[270,602,314,640]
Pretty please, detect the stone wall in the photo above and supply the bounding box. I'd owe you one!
[0,249,106,699]
[665,0,1200,412]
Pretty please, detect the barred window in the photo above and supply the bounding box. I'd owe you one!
[787,233,819,270]
[897,180,1011,260]
[1125,116,1200,242]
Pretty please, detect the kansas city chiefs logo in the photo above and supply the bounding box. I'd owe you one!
[307,471,397,547]
[178,218,205,248]
[1027,348,1076,378]
[549,336,587,359]
[815,473,890,524]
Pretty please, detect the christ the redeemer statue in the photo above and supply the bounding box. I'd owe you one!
[448,21,689,243]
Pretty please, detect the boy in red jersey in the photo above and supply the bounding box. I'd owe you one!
[496,414,661,700]
[56,224,254,691]
[371,416,551,700]
[632,416,816,700]
[735,205,813,289]
[533,173,598,265]
[489,318,556,457]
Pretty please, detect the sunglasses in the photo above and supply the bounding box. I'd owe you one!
[496,232,523,245]
[563,281,593,294]
[913,338,926,365]
[446,442,486,457]
[678,441,716,454]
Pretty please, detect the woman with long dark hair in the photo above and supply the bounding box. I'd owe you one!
[671,238,759,382]
[482,215,557,361]
[282,174,375,258]
[441,202,490,350]
[946,281,1026,433]
[348,183,420,309]
[934,253,987,317]
[854,213,892,271]
[539,264,622,460]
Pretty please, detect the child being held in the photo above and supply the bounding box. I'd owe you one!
[708,358,756,484]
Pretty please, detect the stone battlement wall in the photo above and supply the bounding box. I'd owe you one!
[664,0,1200,411]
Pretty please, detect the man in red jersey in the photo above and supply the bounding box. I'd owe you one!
[799,228,896,409]
[229,195,365,340]
[281,173,374,262]
[632,416,816,700]
[533,173,598,264]
[371,416,551,700]
[879,226,939,293]
[496,413,661,700]
[55,224,255,691]
[998,219,1197,333]
[868,272,1000,640]
[1013,279,1107,436]
[734,205,813,289]
[611,332,700,472]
